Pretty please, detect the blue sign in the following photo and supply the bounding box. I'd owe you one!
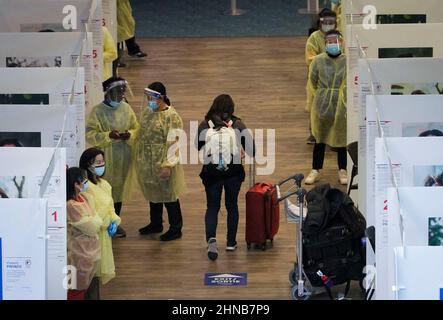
[440,288,443,300]
[204,273,247,286]
[0,238,3,300]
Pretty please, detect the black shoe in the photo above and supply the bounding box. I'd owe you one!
[139,224,163,235]
[160,229,182,241]
[128,51,147,58]
[114,226,126,238]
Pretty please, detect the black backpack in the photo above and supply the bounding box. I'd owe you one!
[302,184,366,296]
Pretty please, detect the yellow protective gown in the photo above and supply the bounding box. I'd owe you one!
[84,179,121,285]
[103,26,118,81]
[86,101,140,203]
[308,52,347,147]
[135,106,187,203]
[332,4,344,35]
[305,30,326,67]
[117,0,135,43]
[67,194,102,291]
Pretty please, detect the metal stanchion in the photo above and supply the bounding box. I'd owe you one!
[223,0,246,16]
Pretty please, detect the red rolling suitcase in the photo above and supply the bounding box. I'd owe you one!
[245,180,280,250]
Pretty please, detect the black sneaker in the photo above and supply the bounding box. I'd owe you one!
[138,224,163,235]
[207,238,218,261]
[128,51,147,58]
[226,241,237,251]
[160,229,182,241]
[114,226,126,238]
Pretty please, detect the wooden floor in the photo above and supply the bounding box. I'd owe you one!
[101,37,351,300]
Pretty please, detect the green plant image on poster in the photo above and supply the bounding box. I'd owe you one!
[429,217,443,246]
[377,14,427,24]
[379,47,433,59]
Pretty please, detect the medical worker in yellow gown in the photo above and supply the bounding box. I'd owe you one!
[305,9,338,144]
[135,82,186,242]
[86,77,139,238]
[117,0,146,58]
[305,30,348,186]
[80,147,121,285]
[66,167,102,300]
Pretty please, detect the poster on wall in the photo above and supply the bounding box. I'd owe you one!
[345,24,443,146]
[0,32,93,113]
[357,59,443,220]
[362,95,443,270]
[0,67,86,150]
[374,137,443,299]
[387,187,443,300]
[0,0,103,106]
[364,95,443,225]
[0,105,82,166]
[0,199,47,300]
[343,0,443,26]
[0,148,67,300]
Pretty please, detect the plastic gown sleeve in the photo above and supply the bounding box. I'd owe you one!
[306,56,320,112]
[305,31,325,67]
[85,110,113,148]
[67,198,102,237]
[161,112,183,168]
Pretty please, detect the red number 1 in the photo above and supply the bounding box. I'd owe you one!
[52,211,57,222]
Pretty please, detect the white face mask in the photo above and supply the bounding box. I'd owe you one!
[322,24,335,33]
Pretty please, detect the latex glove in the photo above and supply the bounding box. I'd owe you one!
[107,221,118,236]
[109,130,121,140]
[159,167,171,180]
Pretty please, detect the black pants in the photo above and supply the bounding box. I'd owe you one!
[150,200,183,232]
[204,176,242,245]
[85,277,100,300]
[125,37,141,55]
[313,143,347,170]
[114,202,122,216]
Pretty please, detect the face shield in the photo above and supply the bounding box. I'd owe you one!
[143,88,162,111]
[105,80,127,103]
[325,33,342,55]
[320,16,337,33]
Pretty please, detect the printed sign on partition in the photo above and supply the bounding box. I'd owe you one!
[0,148,67,300]
[0,199,48,300]
[0,0,103,106]
[0,32,94,113]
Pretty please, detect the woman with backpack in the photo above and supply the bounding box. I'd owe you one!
[197,94,254,261]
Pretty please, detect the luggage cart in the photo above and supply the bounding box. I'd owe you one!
[275,173,326,300]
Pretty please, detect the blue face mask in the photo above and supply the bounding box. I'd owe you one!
[80,181,89,193]
[331,0,341,5]
[148,100,159,110]
[94,165,105,177]
[326,43,341,56]
[108,100,121,108]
